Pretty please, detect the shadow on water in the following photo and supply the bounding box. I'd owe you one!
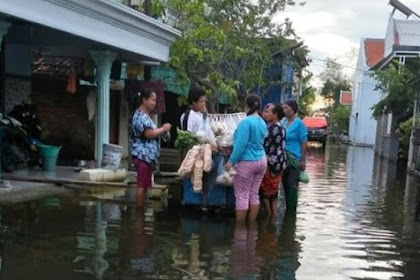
[0,145,419,279]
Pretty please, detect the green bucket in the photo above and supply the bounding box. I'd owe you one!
[38,144,61,172]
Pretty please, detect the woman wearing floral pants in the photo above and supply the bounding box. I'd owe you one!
[225,95,267,223]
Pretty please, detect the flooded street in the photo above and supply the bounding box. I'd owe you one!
[0,145,420,279]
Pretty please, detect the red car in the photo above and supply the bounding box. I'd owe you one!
[302,117,328,145]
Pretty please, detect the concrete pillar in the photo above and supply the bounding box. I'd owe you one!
[118,93,129,160]
[0,22,10,179]
[89,50,117,167]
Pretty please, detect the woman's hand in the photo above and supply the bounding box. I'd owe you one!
[299,159,306,171]
[161,123,172,132]
[225,162,233,171]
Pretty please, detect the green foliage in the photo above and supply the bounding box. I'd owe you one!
[299,72,316,117]
[319,58,351,103]
[397,117,413,160]
[398,117,412,147]
[174,129,199,150]
[330,105,351,134]
[371,62,416,118]
[154,0,308,110]
[177,95,188,107]
[318,58,352,133]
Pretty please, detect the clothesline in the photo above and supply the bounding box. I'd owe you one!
[207,112,246,131]
[208,113,246,118]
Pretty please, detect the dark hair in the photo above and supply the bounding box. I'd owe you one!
[245,94,261,116]
[284,99,298,114]
[270,104,285,120]
[138,88,155,105]
[187,86,206,105]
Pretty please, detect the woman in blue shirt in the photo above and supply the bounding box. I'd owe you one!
[225,95,267,223]
[282,100,308,211]
[130,88,172,208]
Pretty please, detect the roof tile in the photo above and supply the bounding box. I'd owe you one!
[364,39,385,68]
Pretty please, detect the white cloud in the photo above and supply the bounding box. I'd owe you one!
[274,0,420,88]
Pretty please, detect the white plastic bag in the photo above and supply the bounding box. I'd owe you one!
[196,113,216,144]
[216,169,236,186]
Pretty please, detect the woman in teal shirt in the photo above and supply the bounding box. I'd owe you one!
[225,95,267,223]
[282,100,308,211]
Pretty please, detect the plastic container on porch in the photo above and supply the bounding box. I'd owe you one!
[38,144,61,172]
[102,143,123,170]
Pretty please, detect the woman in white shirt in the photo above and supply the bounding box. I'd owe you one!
[180,86,216,147]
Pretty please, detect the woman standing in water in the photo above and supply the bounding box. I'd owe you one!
[225,95,267,223]
[282,100,307,211]
[260,103,287,219]
[130,88,172,208]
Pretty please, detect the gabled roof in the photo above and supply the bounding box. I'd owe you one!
[384,17,420,57]
[394,19,420,47]
[371,16,420,70]
[364,39,385,68]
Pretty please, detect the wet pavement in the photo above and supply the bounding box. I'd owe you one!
[0,145,419,279]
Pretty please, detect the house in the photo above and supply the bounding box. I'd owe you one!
[372,15,420,161]
[258,42,308,107]
[349,38,384,147]
[0,0,180,174]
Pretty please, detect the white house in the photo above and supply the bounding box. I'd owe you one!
[349,38,384,146]
[372,15,420,161]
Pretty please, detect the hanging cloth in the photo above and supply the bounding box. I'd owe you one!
[138,80,166,115]
[110,60,122,80]
[66,67,77,94]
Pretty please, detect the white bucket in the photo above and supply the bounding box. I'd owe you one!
[102,143,123,170]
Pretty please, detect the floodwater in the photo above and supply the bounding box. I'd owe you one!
[0,146,420,280]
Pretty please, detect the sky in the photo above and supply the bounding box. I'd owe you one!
[274,0,420,88]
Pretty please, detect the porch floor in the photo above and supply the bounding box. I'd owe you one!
[0,180,72,205]
[1,166,170,204]
[2,166,131,187]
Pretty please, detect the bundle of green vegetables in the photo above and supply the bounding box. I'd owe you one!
[174,129,199,150]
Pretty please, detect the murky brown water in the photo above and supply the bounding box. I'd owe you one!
[0,145,419,279]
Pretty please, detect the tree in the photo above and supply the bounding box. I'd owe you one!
[319,58,352,103]
[319,58,352,133]
[330,105,351,134]
[371,61,417,118]
[155,0,308,111]
[299,71,316,117]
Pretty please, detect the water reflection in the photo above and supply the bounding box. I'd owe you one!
[403,175,420,234]
[73,202,110,279]
[0,146,419,279]
[173,216,235,279]
[274,212,300,280]
[230,222,260,279]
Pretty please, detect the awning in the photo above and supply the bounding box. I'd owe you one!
[152,67,233,104]
[151,67,189,96]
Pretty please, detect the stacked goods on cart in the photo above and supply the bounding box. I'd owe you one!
[175,112,246,194]
[177,143,213,193]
